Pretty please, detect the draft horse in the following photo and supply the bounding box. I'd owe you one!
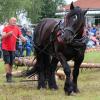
[27,2,88,95]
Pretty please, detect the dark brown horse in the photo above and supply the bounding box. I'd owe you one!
[26,2,88,95]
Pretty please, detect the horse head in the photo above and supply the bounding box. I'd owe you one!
[61,2,88,43]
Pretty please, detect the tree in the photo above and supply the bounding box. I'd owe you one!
[0,0,66,23]
[40,0,56,18]
[0,0,22,22]
[41,0,65,19]
[25,0,43,23]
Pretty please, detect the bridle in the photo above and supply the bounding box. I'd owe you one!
[62,15,85,42]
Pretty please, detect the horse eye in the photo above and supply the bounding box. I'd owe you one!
[73,15,77,21]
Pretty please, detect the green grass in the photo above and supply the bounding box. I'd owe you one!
[0,62,4,73]
[84,51,100,63]
[0,51,100,100]
[0,69,100,100]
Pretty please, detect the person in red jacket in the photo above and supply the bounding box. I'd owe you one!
[1,17,27,82]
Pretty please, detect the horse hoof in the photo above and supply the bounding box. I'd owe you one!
[68,92,72,96]
[37,87,46,90]
[49,84,58,90]
[73,89,80,93]
[49,86,58,90]
[65,90,78,96]
[37,85,46,90]
[50,87,58,90]
[64,87,73,96]
[65,91,72,96]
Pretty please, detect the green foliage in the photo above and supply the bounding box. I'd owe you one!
[0,0,22,22]
[0,62,4,73]
[26,0,43,23]
[41,0,57,18]
[0,0,43,23]
[0,0,65,23]
[40,0,66,19]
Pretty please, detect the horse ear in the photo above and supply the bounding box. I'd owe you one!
[70,2,74,10]
[83,8,89,15]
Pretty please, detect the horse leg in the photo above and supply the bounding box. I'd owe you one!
[37,53,46,89]
[43,54,51,88]
[72,56,84,93]
[58,53,73,95]
[48,57,58,90]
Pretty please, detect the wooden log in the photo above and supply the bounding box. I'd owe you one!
[14,57,37,67]
[14,46,100,69]
[58,62,100,68]
[14,57,100,69]
[55,70,66,80]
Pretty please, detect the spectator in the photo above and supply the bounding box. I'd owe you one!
[15,25,24,57]
[15,39,23,57]
[89,24,97,36]
[21,24,27,36]
[0,34,1,58]
[21,24,28,56]
[0,22,4,58]
[1,17,27,82]
[96,30,100,45]
[85,24,100,48]
[24,29,33,56]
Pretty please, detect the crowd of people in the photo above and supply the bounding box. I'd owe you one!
[84,24,100,48]
[0,20,34,58]
[15,24,33,57]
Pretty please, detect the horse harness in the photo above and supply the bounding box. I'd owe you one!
[33,20,88,58]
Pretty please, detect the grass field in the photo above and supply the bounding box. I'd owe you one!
[0,51,100,100]
[84,51,100,63]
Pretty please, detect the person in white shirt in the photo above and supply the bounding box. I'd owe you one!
[0,23,4,58]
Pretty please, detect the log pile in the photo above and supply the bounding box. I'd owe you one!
[11,69,65,80]
[14,57,36,67]
[14,57,100,69]
[58,62,100,68]
[14,47,100,69]
[4,47,100,81]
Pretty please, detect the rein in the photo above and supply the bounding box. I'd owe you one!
[33,41,53,56]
